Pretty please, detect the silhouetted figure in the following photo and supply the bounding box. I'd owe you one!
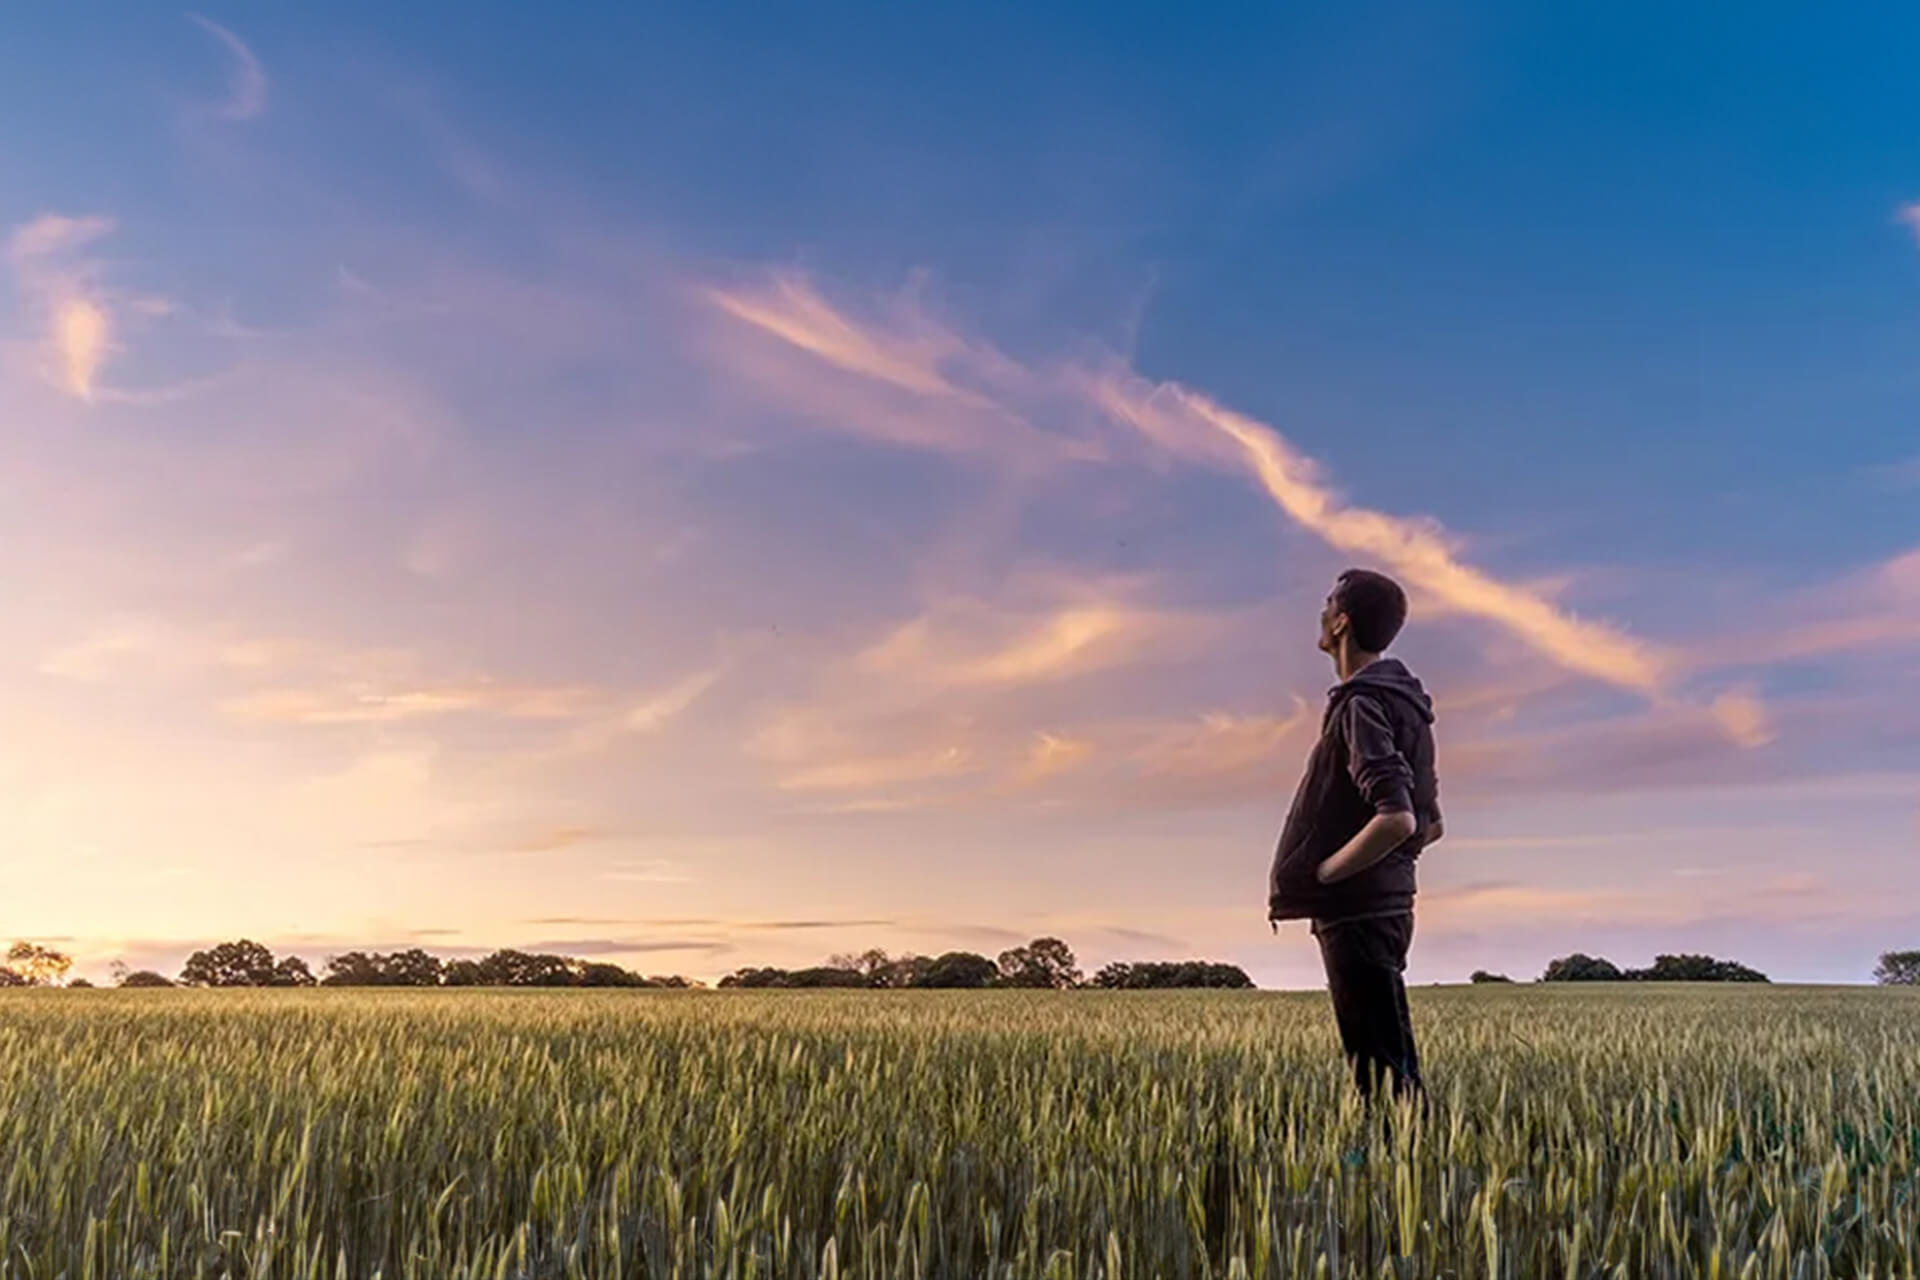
[1268,569,1442,1107]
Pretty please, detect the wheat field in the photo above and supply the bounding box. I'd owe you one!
[0,985,1914,1278]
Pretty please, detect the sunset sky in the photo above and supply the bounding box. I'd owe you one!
[4,4,1917,987]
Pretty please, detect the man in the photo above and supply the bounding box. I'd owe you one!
[1268,568,1442,1105]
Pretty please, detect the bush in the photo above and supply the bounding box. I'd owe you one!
[1627,954,1768,983]
[1873,950,1920,985]
[1540,954,1624,982]
[1540,952,1769,983]
[1088,961,1254,990]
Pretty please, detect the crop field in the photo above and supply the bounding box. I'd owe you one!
[0,985,1915,1278]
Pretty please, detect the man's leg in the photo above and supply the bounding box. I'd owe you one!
[1316,914,1422,1104]
[1384,913,1427,1110]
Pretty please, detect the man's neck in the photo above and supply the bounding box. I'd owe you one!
[1333,648,1384,682]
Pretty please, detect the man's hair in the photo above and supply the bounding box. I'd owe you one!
[1333,569,1408,653]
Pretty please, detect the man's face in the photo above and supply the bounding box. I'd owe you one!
[1317,590,1346,654]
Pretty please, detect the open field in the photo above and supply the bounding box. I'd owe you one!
[0,985,1915,1278]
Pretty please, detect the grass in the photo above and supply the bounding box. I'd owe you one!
[0,984,1915,1278]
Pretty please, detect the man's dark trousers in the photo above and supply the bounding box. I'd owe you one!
[1313,912,1424,1104]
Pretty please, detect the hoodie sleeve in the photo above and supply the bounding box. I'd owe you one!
[1342,694,1414,816]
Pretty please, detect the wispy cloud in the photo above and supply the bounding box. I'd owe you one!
[1866,456,1920,490]
[1019,732,1093,784]
[702,273,1097,465]
[220,680,595,724]
[1085,373,1671,695]
[857,601,1195,689]
[523,916,896,931]
[626,668,721,732]
[602,859,696,884]
[37,617,307,683]
[1419,868,1914,930]
[1130,705,1313,779]
[704,270,1677,707]
[187,14,268,122]
[1708,688,1774,749]
[38,618,169,682]
[1897,202,1920,247]
[5,215,116,264]
[736,569,1261,809]
[37,617,616,731]
[1705,544,1920,667]
[515,937,733,956]
[707,273,969,401]
[775,745,978,793]
[5,214,119,400]
[506,825,612,854]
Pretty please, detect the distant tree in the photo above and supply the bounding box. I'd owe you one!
[180,940,281,987]
[862,948,899,983]
[785,966,868,988]
[822,948,937,989]
[1540,953,1624,982]
[385,948,446,986]
[0,968,26,988]
[1090,962,1133,989]
[268,956,317,988]
[5,941,74,986]
[577,961,651,988]
[827,947,899,986]
[877,953,933,988]
[67,978,94,989]
[441,959,484,987]
[1627,954,1768,983]
[917,951,999,989]
[468,950,576,987]
[718,966,791,989]
[322,951,382,986]
[649,974,694,989]
[324,949,446,987]
[1874,950,1920,986]
[996,937,1083,989]
[1469,970,1514,984]
[119,970,175,988]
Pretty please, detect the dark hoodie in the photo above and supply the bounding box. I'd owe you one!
[1267,657,1441,922]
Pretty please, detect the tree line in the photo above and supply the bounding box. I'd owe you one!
[720,940,1254,990]
[0,936,1254,991]
[10,938,1915,990]
[1469,952,1775,984]
[0,940,692,990]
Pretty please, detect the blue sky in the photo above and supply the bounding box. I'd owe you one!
[1,3,1916,985]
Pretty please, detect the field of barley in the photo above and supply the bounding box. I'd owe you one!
[0,985,1915,1279]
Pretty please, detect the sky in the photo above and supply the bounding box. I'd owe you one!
[2,3,1917,987]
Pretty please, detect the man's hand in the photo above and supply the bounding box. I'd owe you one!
[1315,810,1417,884]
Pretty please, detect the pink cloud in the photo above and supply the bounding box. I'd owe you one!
[5,214,121,401]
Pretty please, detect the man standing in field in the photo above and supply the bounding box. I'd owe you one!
[1268,569,1441,1106]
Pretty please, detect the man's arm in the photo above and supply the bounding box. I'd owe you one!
[1316,695,1416,885]
[1317,811,1417,883]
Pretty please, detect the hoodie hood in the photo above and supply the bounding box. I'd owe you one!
[1333,657,1434,724]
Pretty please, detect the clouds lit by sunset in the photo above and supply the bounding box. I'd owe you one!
[3,5,1917,985]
